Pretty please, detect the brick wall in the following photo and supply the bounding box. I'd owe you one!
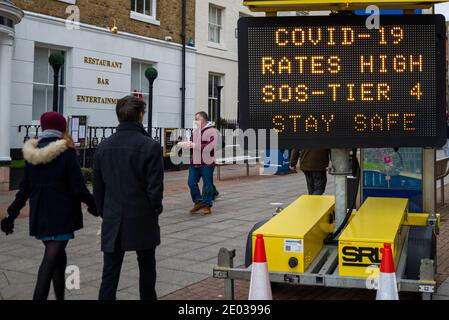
[13,0,195,44]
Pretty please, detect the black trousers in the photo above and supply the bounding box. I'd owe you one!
[98,247,157,300]
[303,170,327,195]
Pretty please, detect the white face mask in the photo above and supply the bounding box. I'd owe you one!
[193,120,201,129]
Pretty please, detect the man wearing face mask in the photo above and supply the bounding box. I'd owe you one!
[186,111,218,215]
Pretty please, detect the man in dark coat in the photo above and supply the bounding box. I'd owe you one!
[290,149,330,195]
[93,95,164,300]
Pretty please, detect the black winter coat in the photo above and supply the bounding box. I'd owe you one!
[7,137,96,237]
[93,122,164,253]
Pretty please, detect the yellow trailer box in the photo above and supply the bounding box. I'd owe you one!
[338,197,408,277]
[252,195,335,273]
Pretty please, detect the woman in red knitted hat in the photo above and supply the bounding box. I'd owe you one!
[0,111,99,300]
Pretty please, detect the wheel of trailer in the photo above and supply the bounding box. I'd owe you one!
[404,226,437,300]
[405,226,437,279]
[245,220,269,268]
[244,219,284,290]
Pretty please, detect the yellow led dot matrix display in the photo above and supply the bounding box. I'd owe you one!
[238,15,446,149]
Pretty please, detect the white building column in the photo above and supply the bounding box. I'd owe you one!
[0,34,13,191]
[0,0,24,191]
[0,34,13,164]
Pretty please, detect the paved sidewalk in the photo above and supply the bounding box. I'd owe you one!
[0,165,319,299]
[1,163,448,300]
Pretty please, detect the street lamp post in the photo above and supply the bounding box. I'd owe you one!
[48,52,64,113]
[145,66,158,133]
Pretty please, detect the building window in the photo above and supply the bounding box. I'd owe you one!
[131,61,153,123]
[208,5,223,44]
[58,0,76,4]
[130,0,159,25]
[32,47,66,120]
[208,73,222,121]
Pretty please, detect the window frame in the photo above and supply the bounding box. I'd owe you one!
[131,60,155,125]
[208,4,223,45]
[131,60,153,100]
[130,0,160,26]
[208,73,223,121]
[32,47,67,121]
[58,0,76,4]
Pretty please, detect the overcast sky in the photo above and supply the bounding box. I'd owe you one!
[435,3,449,19]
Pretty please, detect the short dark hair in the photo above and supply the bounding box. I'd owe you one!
[195,111,209,121]
[116,95,146,123]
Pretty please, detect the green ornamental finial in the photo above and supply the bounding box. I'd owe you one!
[48,52,65,66]
[145,67,158,81]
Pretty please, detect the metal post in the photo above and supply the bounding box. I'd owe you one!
[145,67,158,132]
[419,259,435,300]
[52,69,60,112]
[148,80,154,131]
[331,149,351,230]
[49,53,64,113]
[423,148,436,214]
[216,85,224,130]
[217,248,236,300]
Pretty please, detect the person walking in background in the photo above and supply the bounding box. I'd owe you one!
[93,95,163,300]
[0,112,98,300]
[290,149,331,195]
[185,111,218,215]
[443,110,449,157]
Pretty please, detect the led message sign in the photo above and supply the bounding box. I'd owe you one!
[237,15,446,148]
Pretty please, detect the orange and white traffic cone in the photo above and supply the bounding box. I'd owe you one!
[248,234,272,300]
[376,243,399,300]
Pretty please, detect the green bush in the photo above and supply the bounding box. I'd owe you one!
[81,168,93,184]
[9,160,25,169]
[49,52,65,66]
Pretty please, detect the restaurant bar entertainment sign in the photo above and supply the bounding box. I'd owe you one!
[237,15,446,148]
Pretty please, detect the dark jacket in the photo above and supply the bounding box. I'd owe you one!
[93,122,164,253]
[290,149,330,171]
[7,137,95,237]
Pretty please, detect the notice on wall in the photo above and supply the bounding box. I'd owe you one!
[69,115,88,148]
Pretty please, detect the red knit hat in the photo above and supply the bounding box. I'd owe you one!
[40,112,67,133]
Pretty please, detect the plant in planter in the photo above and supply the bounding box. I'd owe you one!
[9,159,25,190]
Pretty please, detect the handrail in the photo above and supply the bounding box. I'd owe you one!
[436,156,449,179]
[436,156,449,207]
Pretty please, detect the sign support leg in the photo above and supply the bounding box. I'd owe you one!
[331,149,351,230]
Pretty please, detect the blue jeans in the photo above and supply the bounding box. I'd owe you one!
[188,166,214,207]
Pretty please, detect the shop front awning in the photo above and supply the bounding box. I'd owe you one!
[243,0,449,12]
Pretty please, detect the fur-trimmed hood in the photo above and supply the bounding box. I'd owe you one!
[22,138,68,166]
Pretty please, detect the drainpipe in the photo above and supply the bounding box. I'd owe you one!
[181,0,186,128]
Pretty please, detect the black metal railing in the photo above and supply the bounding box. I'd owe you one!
[16,120,238,168]
[18,125,165,147]
[18,125,41,142]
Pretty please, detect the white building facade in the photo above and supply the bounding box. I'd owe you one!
[195,0,258,122]
[194,2,326,123]
[8,8,196,151]
[0,0,23,191]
